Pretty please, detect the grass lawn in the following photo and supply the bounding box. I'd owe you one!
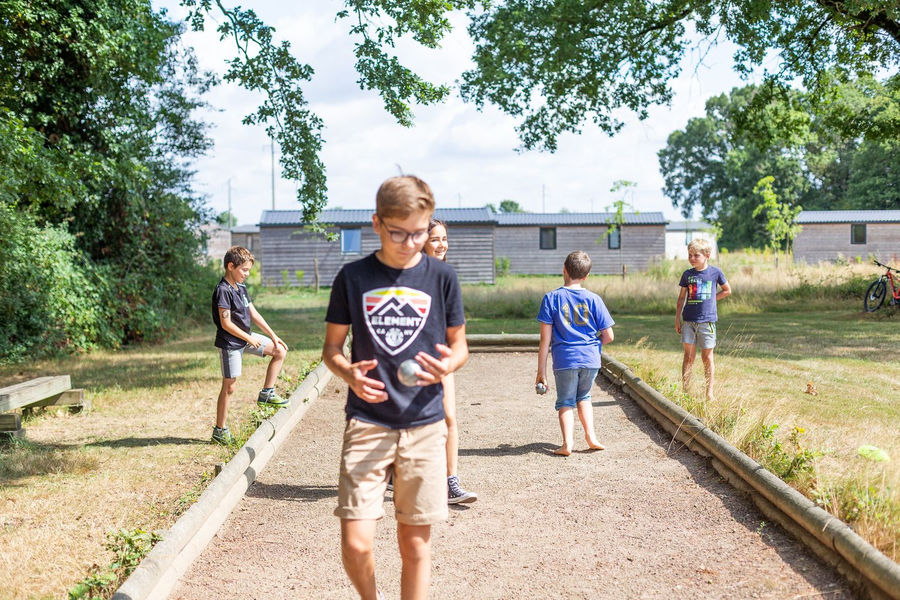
[0,286,327,600]
[0,254,897,599]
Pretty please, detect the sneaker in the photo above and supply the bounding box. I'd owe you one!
[257,390,290,408]
[386,472,394,492]
[211,426,233,445]
[447,475,477,504]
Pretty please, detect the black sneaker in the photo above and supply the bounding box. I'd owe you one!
[447,475,477,504]
[257,390,290,408]
[211,426,234,445]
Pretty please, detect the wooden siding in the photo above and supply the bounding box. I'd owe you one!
[794,223,900,264]
[232,232,262,260]
[494,225,666,275]
[260,224,495,286]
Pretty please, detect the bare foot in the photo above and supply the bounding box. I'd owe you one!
[554,446,572,456]
[586,439,606,451]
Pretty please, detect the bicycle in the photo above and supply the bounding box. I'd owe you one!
[863,259,900,312]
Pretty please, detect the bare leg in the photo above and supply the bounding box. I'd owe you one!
[681,342,696,392]
[216,378,236,428]
[555,407,574,455]
[262,341,287,389]
[341,519,380,600]
[576,400,605,450]
[700,348,715,402]
[397,523,431,600]
[443,376,458,476]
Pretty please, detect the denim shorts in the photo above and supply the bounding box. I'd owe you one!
[681,321,716,349]
[552,367,600,410]
[219,333,270,379]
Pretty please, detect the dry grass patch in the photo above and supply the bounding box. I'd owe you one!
[0,288,324,600]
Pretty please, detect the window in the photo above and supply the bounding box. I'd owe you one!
[608,227,621,250]
[684,230,694,245]
[341,228,361,253]
[539,227,556,250]
[850,223,866,245]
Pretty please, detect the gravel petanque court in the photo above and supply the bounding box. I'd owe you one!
[171,352,851,599]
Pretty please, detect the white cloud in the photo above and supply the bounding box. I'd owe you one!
[154,2,750,225]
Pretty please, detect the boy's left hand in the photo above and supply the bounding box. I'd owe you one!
[413,343,453,386]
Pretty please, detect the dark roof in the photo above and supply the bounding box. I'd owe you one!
[259,208,666,227]
[666,220,713,232]
[797,210,900,224]
[494,211,666,226]
[260,207,496,227]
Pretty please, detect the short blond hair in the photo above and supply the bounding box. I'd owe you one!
[224,246,254,270]
[687,238,712,256]
[376,175,435,219]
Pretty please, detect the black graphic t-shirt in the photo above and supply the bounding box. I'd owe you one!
[325,252,466,429]
[212,278,253,349]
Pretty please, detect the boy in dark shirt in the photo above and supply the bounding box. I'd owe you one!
[211,246,288,444]
[675,238,731,402]
[322,176,468,600]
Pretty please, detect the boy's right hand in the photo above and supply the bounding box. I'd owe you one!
[674,318,682,334]
[348,359,388,403]
[247,336,263,349]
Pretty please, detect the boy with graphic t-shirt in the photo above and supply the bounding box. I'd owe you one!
[536,251,615,456]
[210,246,289,445]
[675,238,731,402]
[322,175,468,600]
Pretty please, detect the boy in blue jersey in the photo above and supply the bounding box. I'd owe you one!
[322,175,468,600]
[536,251,615,456]
[675,238,731,402]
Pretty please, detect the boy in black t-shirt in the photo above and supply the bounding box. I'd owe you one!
[211,246,289,444]
[323,176,468,600]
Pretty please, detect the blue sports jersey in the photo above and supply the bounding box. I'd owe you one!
[536,287,615,370]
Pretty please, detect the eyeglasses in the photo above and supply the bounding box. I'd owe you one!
[385,227,429,245]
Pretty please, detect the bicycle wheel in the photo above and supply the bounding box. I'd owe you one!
[864,279,887,312]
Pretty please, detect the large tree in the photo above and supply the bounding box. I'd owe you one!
[658,74,900,249]
[0,0,216,356]
[182,1,900,220]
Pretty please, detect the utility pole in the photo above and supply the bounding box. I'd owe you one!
[270,142,275,210]
[542,184,546,213]
[227,178,232,227]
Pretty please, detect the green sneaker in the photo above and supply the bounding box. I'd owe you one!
[211,426,233,445]
[257,390,290,408]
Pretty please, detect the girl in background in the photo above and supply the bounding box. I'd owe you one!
[426,219,477,504]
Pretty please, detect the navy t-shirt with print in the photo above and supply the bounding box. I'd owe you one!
[212,278,253,349]
[679,266,727,323]
[325,253,466,429]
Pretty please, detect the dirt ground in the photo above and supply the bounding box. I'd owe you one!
[172,352,852,599]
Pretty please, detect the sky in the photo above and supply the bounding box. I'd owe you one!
[154,1,758,226]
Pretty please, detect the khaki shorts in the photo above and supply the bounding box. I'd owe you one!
[335,418,448,525]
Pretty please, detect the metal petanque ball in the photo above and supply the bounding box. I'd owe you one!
[535,382,547,395]
[397,359,422,387]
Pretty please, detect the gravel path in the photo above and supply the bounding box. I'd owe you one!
[172,352,851,599]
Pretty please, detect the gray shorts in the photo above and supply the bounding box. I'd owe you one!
[219,334,270,379]
[681,321,716,349]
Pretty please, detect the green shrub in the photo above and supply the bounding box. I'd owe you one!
[495,256,510,277]
[0,204,117,362]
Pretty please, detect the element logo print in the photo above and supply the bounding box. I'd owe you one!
[363,287,432,355]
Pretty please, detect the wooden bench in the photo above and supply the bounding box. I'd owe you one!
[0,376,89,438]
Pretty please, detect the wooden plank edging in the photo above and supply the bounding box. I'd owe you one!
[112,360,334,600]
[599,354,900,600]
